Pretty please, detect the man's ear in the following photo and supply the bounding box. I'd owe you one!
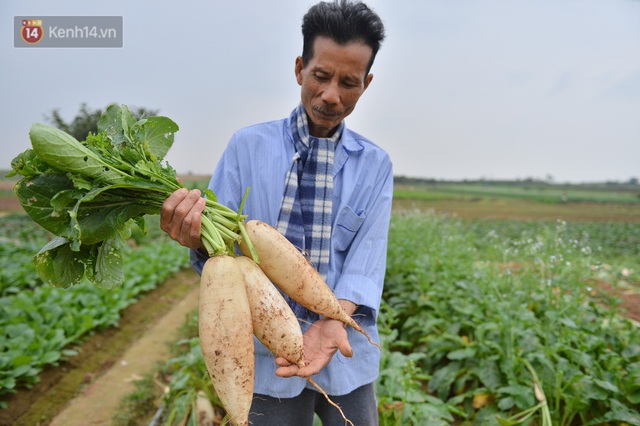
[295,56,304,86]
[363,73,373,91]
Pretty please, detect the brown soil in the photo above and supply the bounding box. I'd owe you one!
[0,268,200,426]
[0,196,21,213]
[595,280,640,323]
[392,198,640,222]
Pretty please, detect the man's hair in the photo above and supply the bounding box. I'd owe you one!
[301,0,385,75]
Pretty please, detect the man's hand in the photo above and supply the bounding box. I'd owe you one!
[160,188,206,250]
[274,300,357,378]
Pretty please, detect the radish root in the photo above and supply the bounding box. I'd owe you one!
[307,377,354,426]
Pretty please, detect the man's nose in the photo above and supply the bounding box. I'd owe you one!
[321,81,340,105]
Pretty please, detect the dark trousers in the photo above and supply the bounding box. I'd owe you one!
[248,382,378,426]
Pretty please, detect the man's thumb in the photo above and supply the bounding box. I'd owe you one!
[338,336,353,358]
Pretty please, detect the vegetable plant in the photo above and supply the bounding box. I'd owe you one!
[0,231,189,403]
[384,214,640,425]
[8,104,250,289]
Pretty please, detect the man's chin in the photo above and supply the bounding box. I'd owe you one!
[310,118,341,137]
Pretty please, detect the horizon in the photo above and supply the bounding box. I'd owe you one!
[3,167,638,187]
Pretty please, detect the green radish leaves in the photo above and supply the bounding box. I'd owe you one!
[12,103,248,289]
[11,104,181,288]
[87,234,126,289]
[34,237,91,288]
[98,104,177,161]
[29,123,125,184]
[131,116,177,161]
[15,172,76,238]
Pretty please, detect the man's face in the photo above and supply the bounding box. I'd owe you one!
[295,36,374,138]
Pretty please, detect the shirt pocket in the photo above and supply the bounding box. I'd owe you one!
[333,206,366,252]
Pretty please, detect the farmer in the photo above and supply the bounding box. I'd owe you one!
[161,1,392,424]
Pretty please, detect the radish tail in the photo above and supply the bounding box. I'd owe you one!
[306,377,354,426]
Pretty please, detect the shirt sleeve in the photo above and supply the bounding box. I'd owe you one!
[333,156,393,326]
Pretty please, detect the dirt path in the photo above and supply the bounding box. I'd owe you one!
[49,284,200,426]
[1,268,201,426]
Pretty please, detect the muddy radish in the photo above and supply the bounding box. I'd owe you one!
[236,255,355,425]
[236,255,305,365]
[199,255,254,426]
[238,219,379,348]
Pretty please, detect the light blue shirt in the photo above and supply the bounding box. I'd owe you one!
[190,115,393,397]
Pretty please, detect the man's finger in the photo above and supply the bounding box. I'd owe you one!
[338,336,353,358]
[295,363,322,378]
[180,196,206,248]
[173,189,202,221]
[275,357,293,367]
[275,365,300,378]
[160,188,189,231]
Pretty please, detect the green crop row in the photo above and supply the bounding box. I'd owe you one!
[382,214,640,425]
[0,215,52,295]
[395,183,640,205]
[0,214,191,405]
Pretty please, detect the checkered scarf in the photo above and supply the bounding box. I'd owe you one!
[276,104,343,319]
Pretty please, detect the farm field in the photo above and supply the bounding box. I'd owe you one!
[392,181,640,223]
[1,176,639,425]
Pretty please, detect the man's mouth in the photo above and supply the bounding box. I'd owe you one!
[313,107,340,120]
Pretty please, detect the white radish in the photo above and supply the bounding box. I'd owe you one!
[195,390,216,426]
[236,255,304,365]
[235,255,354,426]
[198,255,254,426]
[238,219,378,348]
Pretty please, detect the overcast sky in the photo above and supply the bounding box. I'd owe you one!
[2,0,639,183]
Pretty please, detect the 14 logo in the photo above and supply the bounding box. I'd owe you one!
[21,19,43,44]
